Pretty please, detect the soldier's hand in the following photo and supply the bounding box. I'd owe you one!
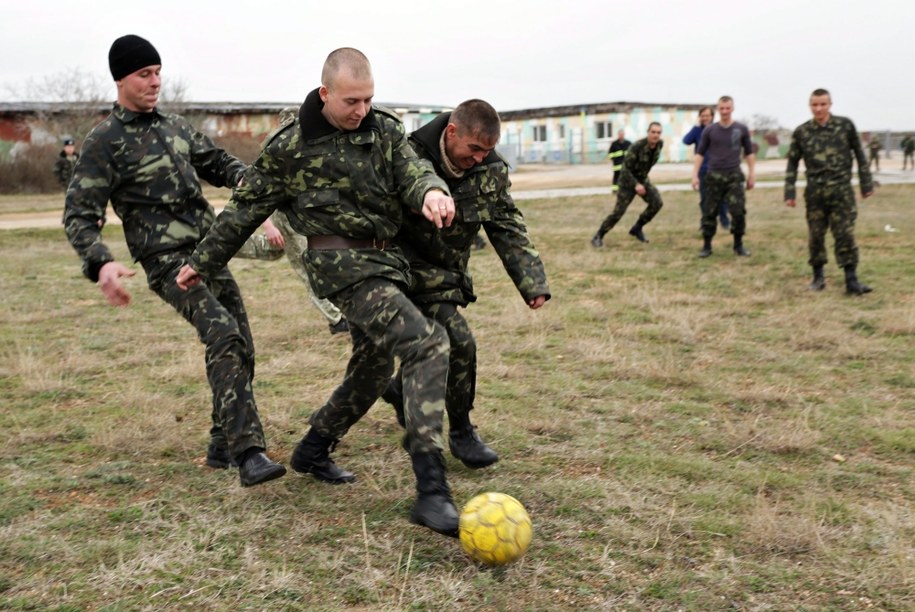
[422,189,455,229]
[528,295,548,310]
[98,261,135,307]
[785,199,796,208]
[176,264,202,291]
[635,184,646,196]
[691,176,700,191]
[747,175,755,190]
[263,221,285,248]
[862,191,875,199]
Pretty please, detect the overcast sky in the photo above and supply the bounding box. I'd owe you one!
[2,0,911,131]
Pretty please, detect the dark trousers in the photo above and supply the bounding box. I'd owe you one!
[804,183,859,269]
[702,169,746,239]
[310,277,451,455]
[144,252,266,459]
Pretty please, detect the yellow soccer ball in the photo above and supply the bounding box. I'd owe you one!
[459,492,532,566]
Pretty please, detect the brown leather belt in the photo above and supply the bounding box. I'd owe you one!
[307,235,389,251]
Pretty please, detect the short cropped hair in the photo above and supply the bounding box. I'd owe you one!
[811,88,831,98]
[450,99,501,142]
[718,95,734,104]
[648,121,661,130]
[322,48,372,88]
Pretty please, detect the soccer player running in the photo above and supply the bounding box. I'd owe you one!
[784,88,875,294]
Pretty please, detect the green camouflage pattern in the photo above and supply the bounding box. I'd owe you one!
[233,211,344,324]
[188,91,448,298]
[143,251,267,458]
[597,137,664,234]
[784,115,873,201]
[784,115,871,269]
[54,152,79,189]
[803,183,859,268]
[702,169,747,238]
[63,104,246,282]
[398,113,550,307]
[308,278,450,454]
[903,135,915,169]
[61,104,266,460]
[187,90,452,454]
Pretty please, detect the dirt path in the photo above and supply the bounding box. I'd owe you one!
[4,159,910,230]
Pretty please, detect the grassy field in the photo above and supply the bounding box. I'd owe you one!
[1,184,913,610]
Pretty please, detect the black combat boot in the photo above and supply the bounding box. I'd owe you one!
[237,449,286,487]
[590,232,604,248]
[809,265,826,291]
[381,378,406,428]
[409,451,459,537]
[699,236,713,258]
[844,265,873,295]
[733,234,750,257]
[206,440,236,469]
[291,429,356,484]
[448,413,499,468]
[628,223,649,243]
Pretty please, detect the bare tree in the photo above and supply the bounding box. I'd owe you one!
[746,113,782,134]
[4,68,112,146]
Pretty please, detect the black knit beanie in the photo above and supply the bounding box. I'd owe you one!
[108,35,161,81]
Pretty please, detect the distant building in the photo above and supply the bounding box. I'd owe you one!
[0,101,451,156]
[497,101,708,165]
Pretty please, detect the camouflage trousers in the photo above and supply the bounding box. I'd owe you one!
[387,301,477,430]
[307,276,450,455]
[234,211,344,325]
[702,169,746,238]
[143,251,267,459]
[597,180,663,235]
[804,182,859,269]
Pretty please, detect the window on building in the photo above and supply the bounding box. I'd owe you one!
[559,124,565,140]
[532,125,547,142]
[596,121,613,139]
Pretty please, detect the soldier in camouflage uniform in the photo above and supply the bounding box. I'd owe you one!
[901,134,915,170]
[591,122,665,246]
[234,212,350,334]
[177,48,462,537]
[867,136,881,172]
[784,88,875,295]
[53,138,79,190]
[62,34,286,488]
[380,99,550,469]
[691,95,756,258]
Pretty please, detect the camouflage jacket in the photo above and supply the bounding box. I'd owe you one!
[784,115,873,201]
[902,135,915,154]
[63,104,246,282]
[396,112,550,306]
[53,151,79,189]
[188,88,449,298]
[619,138,662,187]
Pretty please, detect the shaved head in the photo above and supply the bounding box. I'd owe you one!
[321,47,372,89]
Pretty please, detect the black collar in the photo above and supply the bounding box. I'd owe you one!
[298,88,378,140]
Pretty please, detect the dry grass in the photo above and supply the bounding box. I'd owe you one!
[1,184,914,610]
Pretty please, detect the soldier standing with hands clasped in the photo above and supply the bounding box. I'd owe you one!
[784,88,874,295]
[63,34,286,488]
